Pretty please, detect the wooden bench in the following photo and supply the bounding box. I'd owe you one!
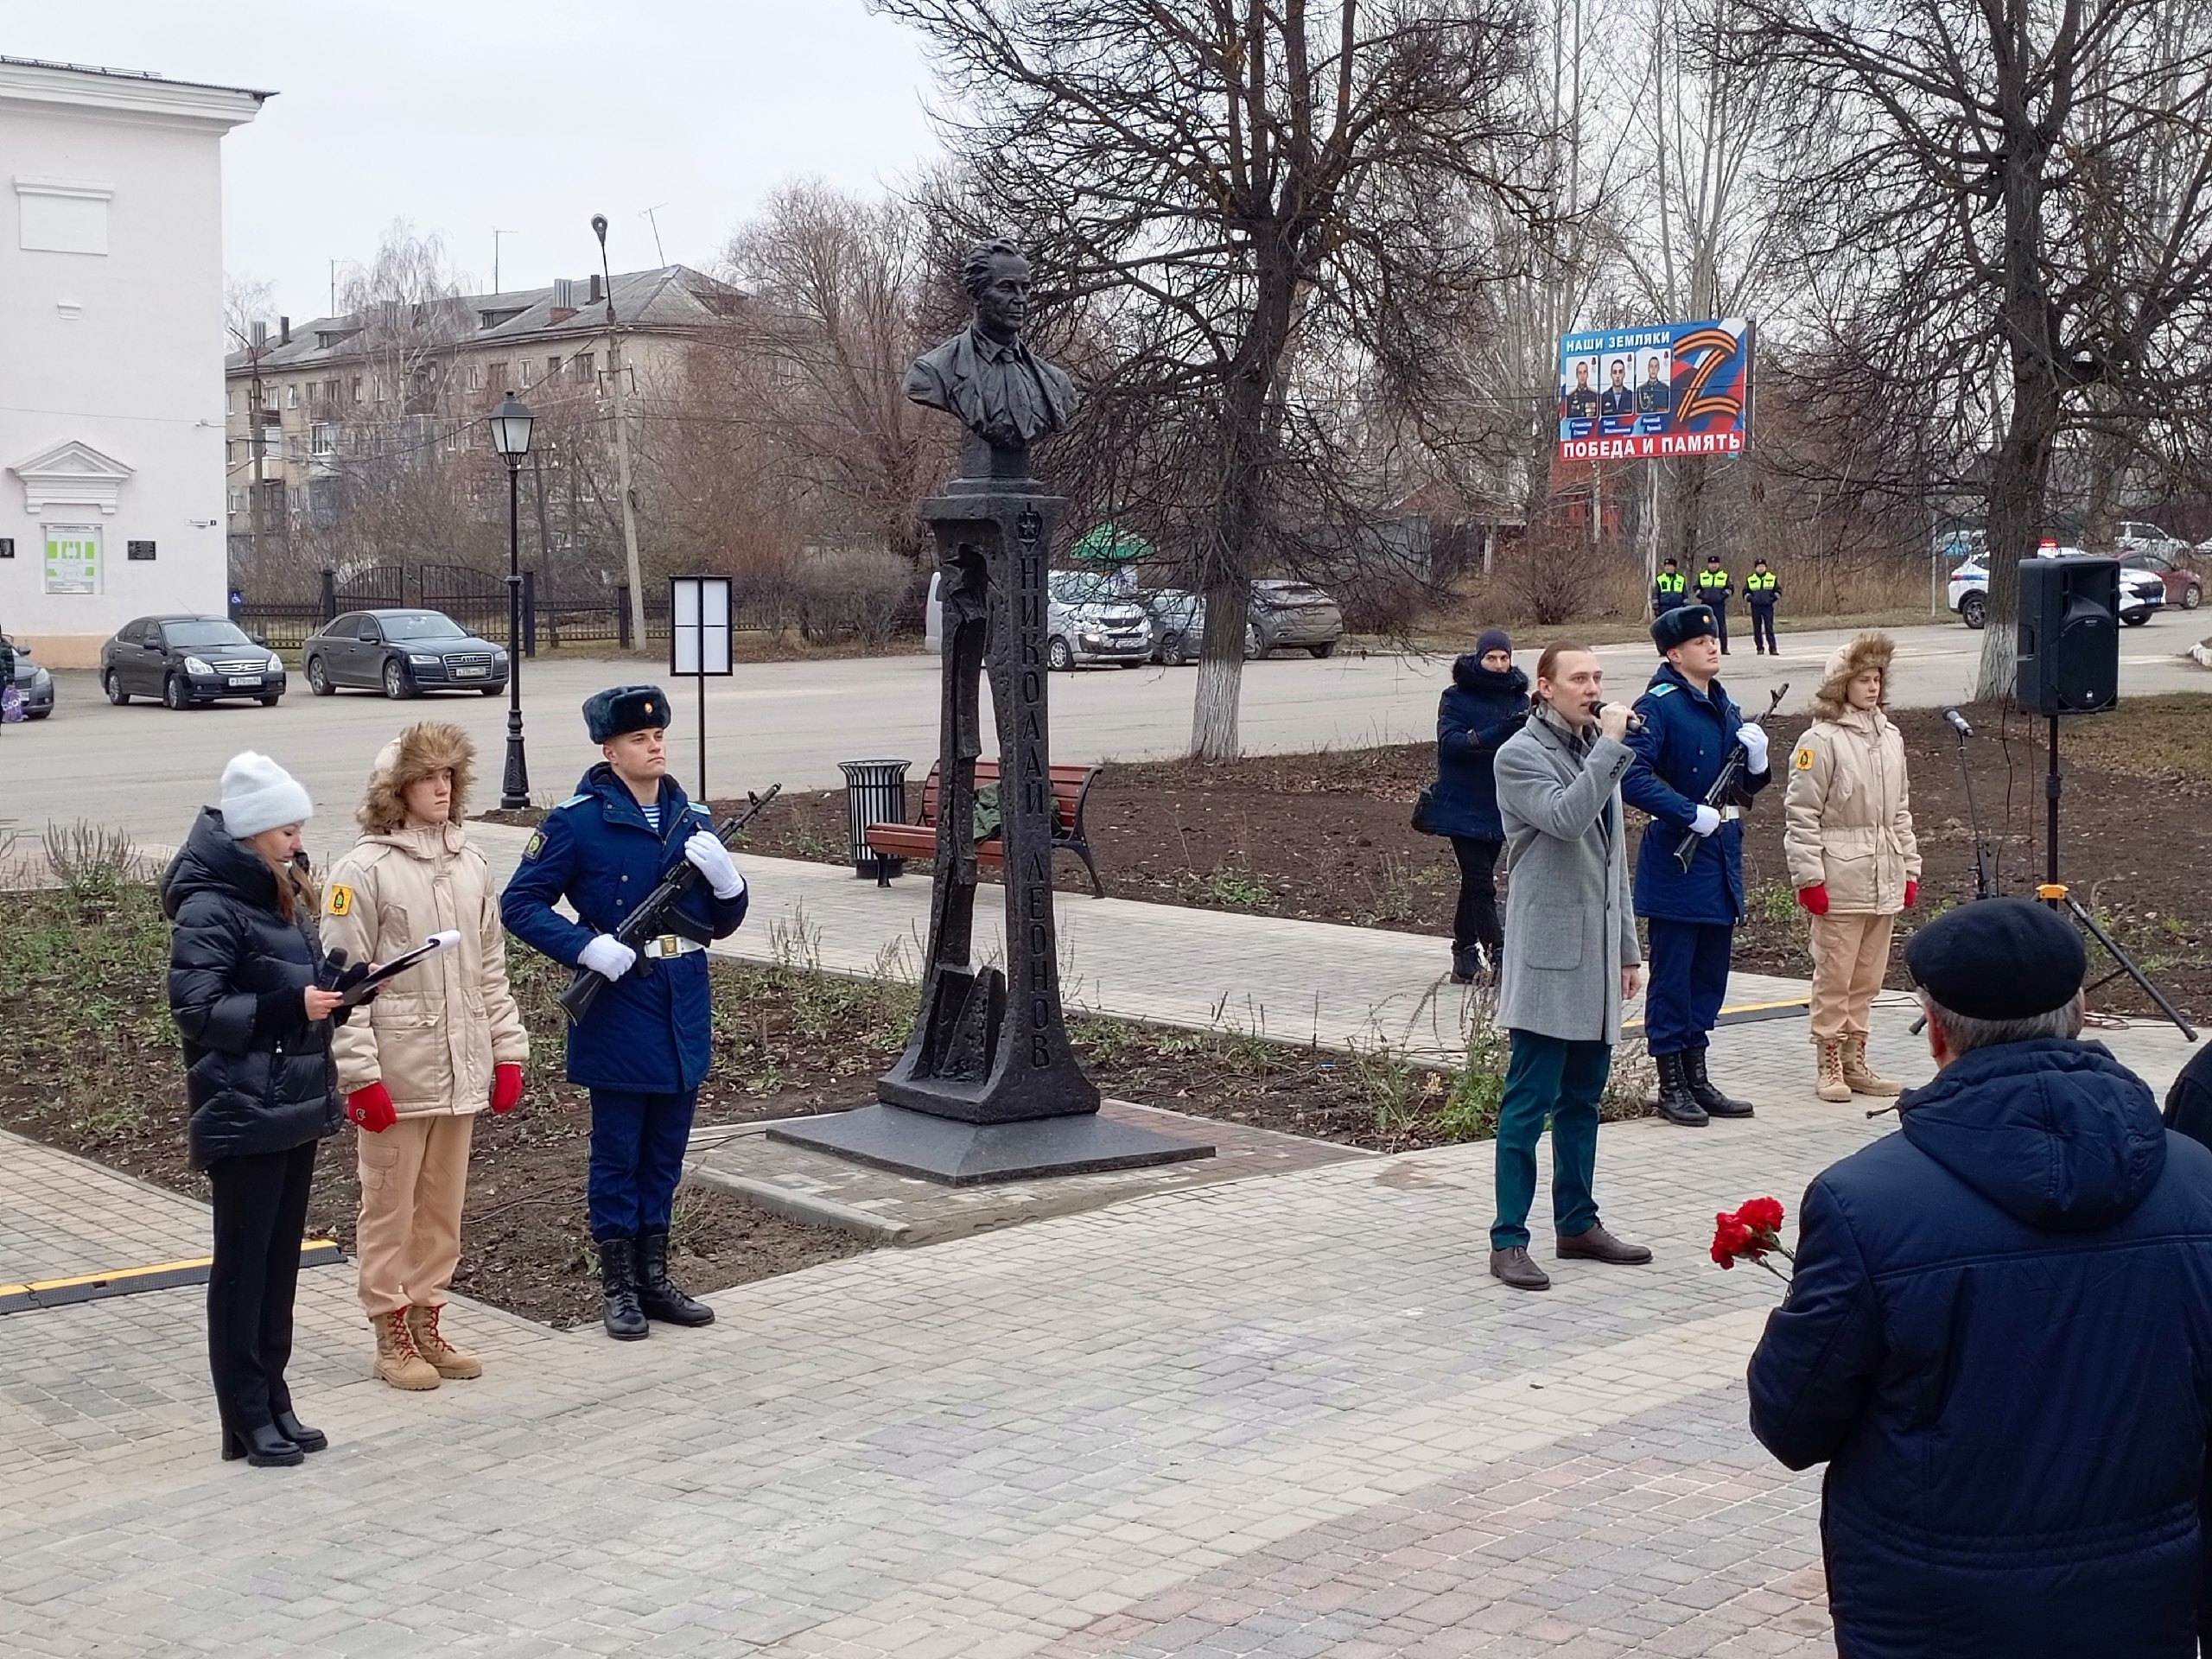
[864,759,1105,897]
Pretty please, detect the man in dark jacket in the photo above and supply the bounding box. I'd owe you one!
[1432,626,1529,982]
[502,687,750,1340]
[1624,604,1769,1125]
[1750,899,2212,1659]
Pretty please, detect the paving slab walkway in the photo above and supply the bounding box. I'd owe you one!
[1,992,2202,1656]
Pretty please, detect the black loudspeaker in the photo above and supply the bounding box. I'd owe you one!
[2016,557,2120,714]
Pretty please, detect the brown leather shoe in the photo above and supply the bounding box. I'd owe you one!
[1490,1247,1552,1291]
[1556,1224,1653,1265]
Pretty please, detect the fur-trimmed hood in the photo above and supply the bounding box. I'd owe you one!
[1811,631,1895,719]
[358,721,476,835]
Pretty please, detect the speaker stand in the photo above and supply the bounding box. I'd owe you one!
[2040,715,2196,1039]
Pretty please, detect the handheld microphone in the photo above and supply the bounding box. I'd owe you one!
[1589,700,1647,734]
[1943,707,1974,739]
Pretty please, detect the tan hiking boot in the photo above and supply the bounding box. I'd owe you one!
[1815,1039,1852,1103]
[372,1308,440,1391]
[1841,1035,1904,1097]
[406,1304,482,1380]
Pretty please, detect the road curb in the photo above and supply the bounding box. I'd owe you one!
[683,1161,912,1244]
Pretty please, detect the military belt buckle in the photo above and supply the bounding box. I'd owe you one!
[656,933,680,957]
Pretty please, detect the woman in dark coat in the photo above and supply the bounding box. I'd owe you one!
[1432,627,1530,982]
[164,751,346,1468]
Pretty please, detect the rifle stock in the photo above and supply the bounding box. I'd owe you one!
[559,785,782,1027]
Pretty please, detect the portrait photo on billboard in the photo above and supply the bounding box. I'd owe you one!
[1554,319,1751,461]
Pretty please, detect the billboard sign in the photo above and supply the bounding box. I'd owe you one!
[1556,317,1752,462]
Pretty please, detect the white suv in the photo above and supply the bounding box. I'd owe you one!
[1948,548,2164,629]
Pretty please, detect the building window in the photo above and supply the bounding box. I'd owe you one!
[306,381,321,406]
[486,361,507,393]
[309,423,335,457]
[352,376,365,403]
[467,361,484,391]
[285,384,300,408]
[227,487,245,512]
[373,376,388,403]
[548,354,563,383]
[518,359,535,387]
[575,352,595,385]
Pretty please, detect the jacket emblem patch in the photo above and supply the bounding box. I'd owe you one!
[1795,747,1816,771]
[327,884,354,916]
[522,831,546,861]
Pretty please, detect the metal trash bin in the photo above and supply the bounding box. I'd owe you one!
[839,758,912,881]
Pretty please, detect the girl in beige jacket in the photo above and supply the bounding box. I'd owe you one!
[322,723,527,1389]
[1782,632,1921,1102]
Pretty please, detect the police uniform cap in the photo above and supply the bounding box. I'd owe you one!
[1904,898,2086,1020]
[583,683,672,744]
[1650,604,1719,654]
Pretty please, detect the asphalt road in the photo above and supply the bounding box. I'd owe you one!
[5,617,2204,863]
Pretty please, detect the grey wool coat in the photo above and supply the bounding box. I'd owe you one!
[1493,704,1642,1045]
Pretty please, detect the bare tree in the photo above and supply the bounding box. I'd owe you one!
[877,0,1542,759]
[1738,0,2212,698]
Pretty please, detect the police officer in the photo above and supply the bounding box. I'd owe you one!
[1745,558,1780,654]
[500,686,750,1340]
[1623,604,1771,1127]
[1695,553,1732,653]
[1651,557,1687,618]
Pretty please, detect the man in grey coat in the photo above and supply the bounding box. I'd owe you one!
[1489,642,1649,1291]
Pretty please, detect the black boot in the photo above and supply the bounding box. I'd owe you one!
[1450,944,1490,985]
[221,1421,303,1467]
[1683,1048,1755,1118]
[637,1230,716,1327]
[1654,1052,1709,1128]
[270,1408,327,1453]
[597,1237,650,1341]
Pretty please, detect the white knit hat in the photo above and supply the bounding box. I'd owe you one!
[219,751,314,840]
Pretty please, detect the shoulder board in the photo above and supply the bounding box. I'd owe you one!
[552,794,593,810]
[1647,683,1675,698]
[690,803,713,818]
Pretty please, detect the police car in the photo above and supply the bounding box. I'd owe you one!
[1949,543,2165,629]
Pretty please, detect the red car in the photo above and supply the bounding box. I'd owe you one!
[2120,551,2205,611]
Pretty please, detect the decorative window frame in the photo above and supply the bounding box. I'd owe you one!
[10,438,135,516]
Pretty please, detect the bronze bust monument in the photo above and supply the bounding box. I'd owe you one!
[903,238,1078,453]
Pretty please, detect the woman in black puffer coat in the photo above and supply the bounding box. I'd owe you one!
[163,752,346,1469]
[1431,627,1531,982]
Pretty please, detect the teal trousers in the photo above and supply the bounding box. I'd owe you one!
[1490,1030,1611,1250]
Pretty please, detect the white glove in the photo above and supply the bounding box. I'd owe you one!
[1736,723,1770,773]
[577,935,637,982]
[1690,804,1722,837]
[683,830,745,899]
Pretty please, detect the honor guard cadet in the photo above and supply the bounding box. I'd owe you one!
[1623,604,1772,1127]
[1652,557,1688,617]
[1745,558,1780,655]
[499,686,750,1341]
[1695,553,1733,653]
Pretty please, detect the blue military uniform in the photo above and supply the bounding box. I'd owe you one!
[500,761,748,1244]
[1623,659,1770,1060]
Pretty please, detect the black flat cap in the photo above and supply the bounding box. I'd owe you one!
[1651,604,1719,654]
[1905,898,2086,1020]
[583,684,671,744]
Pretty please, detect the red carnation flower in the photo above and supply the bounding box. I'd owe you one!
[1711,1212,1753,1268]
[1735,1196,1785,1234]
[1712,1197,1796,1284]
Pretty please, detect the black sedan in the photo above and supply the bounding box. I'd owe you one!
[101,616,287,709]
[303,609,509,699]
[5,634,54,719]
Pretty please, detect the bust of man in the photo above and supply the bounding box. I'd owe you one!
[905,238,1079,452]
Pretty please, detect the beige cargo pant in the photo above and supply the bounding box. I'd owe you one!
[354,1113,474,1318]
[1808,912,1894,1043]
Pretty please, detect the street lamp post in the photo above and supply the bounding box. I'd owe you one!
[490,391,535,810]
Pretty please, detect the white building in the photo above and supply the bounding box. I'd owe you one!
[0,58,267,666]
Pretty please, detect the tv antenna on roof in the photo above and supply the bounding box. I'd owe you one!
[640,205,668,267]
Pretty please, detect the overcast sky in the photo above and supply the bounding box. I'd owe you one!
[13,1,945,320]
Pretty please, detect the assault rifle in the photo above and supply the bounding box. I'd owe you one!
[560,785,781,1026]
[1671,684,1787,873]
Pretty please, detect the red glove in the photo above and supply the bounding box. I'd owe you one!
[346,1083,397,1134]
[1904,879,1919,909]
[1796,884,1830,916]
[490,1063,524,1115]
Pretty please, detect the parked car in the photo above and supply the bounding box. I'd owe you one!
[1134,589,1205,665]
[1948,550,2164,629]
[4,634,54,719]
[100,615,287,709]
[303,608,509,699]
[1246,579,1344,658]
[2113,521,2190,559]
[2120,550,2203,610]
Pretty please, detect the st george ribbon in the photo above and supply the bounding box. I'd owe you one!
[768,238,1211,1185]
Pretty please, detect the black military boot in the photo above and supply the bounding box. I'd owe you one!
[597,1237,650,1341]
[637,1230,715,1327]
[1450,944,1490,985]
[1654,1052,1709,1128]
[1683,1048,1756,1118]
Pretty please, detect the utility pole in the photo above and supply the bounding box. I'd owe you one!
[593,213,647,647]
[233,319,270,580]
